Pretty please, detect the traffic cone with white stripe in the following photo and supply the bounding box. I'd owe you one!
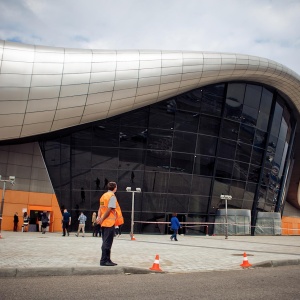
[149,254,162,272]
[130,232,136,241]
[240,252,252,268]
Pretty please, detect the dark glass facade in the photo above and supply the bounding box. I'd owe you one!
[40,82,296,235]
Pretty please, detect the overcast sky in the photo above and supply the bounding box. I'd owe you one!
[0,0,299,74]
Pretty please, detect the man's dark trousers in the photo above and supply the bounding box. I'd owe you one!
[62,222,69,236]
[100,226,115,264]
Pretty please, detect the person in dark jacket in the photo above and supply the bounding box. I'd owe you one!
[41,212,49,234]
[13,212,19,231]
[170,213,182,241]
[62,209,71,236]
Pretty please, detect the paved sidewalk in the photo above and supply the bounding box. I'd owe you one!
[0,231,300,277]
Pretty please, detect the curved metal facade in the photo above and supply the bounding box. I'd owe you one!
[0,40,299,142]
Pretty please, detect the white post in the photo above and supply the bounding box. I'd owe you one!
[131,191,135,236]
[225,198,228,239]
[220,194,232,240]
[0,181,7,235]
[0,176,15,236]
[126,187,141,240]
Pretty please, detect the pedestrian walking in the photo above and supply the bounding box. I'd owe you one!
[92,212,101,237]
[76,211,87,237]
[170,213,182,241]
[62,209,71,236]
[22,212,29,232]
[97,181,124,266]
[13,212,19,231]
[41,211,49,234]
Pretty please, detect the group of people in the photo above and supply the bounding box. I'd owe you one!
[12,211,30,232]
[13,211,49,233]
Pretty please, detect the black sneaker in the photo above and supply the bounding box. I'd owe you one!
[100,261,116,266]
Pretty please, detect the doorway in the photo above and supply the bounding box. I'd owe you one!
[28,205,53,232]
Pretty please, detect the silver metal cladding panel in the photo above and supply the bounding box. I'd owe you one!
[0,40,300,141]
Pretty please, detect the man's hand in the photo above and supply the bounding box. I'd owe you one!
[96,216,102,225]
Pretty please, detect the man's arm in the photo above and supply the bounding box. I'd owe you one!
[97,207,115,225]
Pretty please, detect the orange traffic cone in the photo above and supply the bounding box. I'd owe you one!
[149,254,163,272]
[240,252,252,268]
[130,232,136,241]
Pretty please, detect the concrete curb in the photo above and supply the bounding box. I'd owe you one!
[1,260,299,278]
[0,266,165,278]
[252,259,300,268]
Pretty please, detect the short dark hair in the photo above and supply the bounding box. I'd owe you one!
[107,181,117,191]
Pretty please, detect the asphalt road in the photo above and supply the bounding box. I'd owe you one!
[1,265,300,300]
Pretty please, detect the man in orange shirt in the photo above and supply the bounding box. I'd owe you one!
[97,181,123,266]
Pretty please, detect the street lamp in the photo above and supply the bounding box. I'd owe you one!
[220,194,232,239]
[0,175,16,238]
[126,187,141,240]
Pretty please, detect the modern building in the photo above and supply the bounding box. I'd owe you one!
[0,40,300,235]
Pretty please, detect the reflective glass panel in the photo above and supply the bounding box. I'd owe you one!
[92,125,119,147]
[147,129,173,151]
[254,129,267,149]
[239,124,255,145]
[220,119,239,141]
[235,142,252,163]
[218,139,236,160]
[91,147,118,169]
[270,103,283,138]
[198,115,221,136]
[119,127,148,149]
[243,84,262,109]
[145,150,171,171]
[248,165,261,183]
[188,195,209,213]
[251,146,264,166]
[174,110,199,132]
[149,101,175,129]
[200,84,225,116]
[212,178,231,197]
[120,107,149,127]
[171,152,194,174]
[215,158,234,179]
[168,173,192,194]
[190,175,212,196]
[173,131,197,153]
[194,155,215,176]
[196,135,218,156]
[232,161,249,181]
[230,180,246,200]
[224,83,245,121]
[143,171,169,193]
[119,148,145,170]
[176,90,202,112]
[243,183,257,201]
[242,105,258,127]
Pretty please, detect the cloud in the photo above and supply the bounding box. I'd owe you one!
[0,0,299,74]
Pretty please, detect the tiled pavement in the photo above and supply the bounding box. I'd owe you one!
[0,231,300,277]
